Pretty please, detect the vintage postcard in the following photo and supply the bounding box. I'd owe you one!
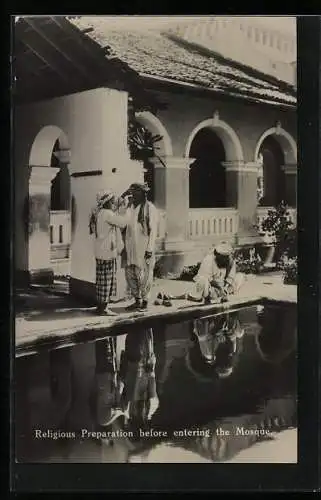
[13,15,299,472]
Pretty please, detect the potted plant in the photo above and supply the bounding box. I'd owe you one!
[259,201,295,268]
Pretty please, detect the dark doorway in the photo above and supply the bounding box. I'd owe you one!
[189,128,226,208]
[258,136,286,207]
[50,140,71,211]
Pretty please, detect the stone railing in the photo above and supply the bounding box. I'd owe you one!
[188,208,239,240]
[50,210,71,261]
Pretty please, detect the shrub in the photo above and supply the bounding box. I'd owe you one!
[281,257,298,285]
[235,247,264,274]
[178,262,201,281]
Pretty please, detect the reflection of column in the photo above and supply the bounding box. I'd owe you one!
[282,164,297,207]
[223,161,259,239]
[28,165,59,284]
[152,156,194,251]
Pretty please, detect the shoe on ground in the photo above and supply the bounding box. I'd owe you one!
[154,292,163,305]
[162,294,172,307]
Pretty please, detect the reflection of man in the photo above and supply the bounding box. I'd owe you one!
[189,312,245,379]
[94,337,124,427]
[122,183,158,311]
[191,242,244,304]
[119,328,159,425]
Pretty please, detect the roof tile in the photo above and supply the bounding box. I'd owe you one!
[69,17,296,106]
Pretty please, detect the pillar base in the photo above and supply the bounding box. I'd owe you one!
[69,277,96,306]
[24,268,54,286]
[15,270,30,288]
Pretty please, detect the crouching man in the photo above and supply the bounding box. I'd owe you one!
[191,241,244,304]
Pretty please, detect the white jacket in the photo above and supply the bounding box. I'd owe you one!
[93,209,128,261]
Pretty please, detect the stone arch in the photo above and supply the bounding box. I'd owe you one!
[184,117,244,162]
[28,125,72,283]
[29,125,70,167]
[254,126,297,164]
[135,111,173,157]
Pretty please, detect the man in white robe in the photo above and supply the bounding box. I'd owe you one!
[122,183,158,311]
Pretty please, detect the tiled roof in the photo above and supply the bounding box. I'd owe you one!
[68,17,296,107]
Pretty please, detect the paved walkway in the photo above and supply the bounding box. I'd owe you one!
[15,274,296,355]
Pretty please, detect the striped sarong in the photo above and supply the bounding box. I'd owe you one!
[96,258,117,305]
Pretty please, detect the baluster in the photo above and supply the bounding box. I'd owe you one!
[59,224,63,244]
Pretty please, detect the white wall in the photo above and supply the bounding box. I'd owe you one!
[15,87,143,284]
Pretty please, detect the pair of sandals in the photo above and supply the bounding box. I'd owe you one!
[154,292,173,307]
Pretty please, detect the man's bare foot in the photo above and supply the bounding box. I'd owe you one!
[186,294,203,303]
[104,308,118,316]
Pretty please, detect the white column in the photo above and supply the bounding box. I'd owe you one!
[153,156,194,251]
[223,161,260,241]
[27,165,60,284]
[282,164,297,207]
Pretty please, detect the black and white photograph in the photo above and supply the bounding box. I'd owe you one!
[13,15,298,466]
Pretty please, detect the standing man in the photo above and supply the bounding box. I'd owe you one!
[89,190,128,315]
[123,183,158,311]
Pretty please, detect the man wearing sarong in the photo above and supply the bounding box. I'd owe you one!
[89,190,128,316]
[93,336,124,427]
[122,183,158,311]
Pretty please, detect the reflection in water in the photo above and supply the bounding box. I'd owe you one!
[120,328,159,426]
[188,311,245,380]
[16,303,297,463]
[255,304,297,363]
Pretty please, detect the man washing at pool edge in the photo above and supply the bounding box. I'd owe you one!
[157,241,244,306]
[192,241,244,304]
